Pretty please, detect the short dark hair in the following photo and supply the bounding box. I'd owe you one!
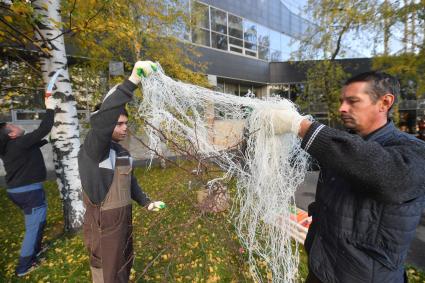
[92,104,128,117]
[0,122,11,155]
[121,108,128,117]
[344,71,400,106]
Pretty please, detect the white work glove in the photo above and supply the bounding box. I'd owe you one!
[45,95,56,110]
[268,108,306,135]
[147,201,166,212]
[128,60,158,85]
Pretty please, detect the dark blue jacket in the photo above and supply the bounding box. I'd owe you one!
[301,121,425,283]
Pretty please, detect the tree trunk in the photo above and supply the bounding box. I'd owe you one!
[382,0,390,55]
[33,0,84,232]
[403,0,409,53]
[410,0,416,53]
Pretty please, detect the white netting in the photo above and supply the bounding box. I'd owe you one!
[137,65,310,283]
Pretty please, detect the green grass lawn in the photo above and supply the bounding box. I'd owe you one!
[0,164,424,282]
[0,165,264,282]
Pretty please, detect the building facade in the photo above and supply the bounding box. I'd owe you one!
[176,0,372,124]
[180,0,311,98]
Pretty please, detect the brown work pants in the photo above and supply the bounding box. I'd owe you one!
[83,159,133,283]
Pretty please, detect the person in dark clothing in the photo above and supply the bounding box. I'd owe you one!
[267,71,425,283]
[0,95,57,277]
[417,118,425,141]
[78,61,165,283]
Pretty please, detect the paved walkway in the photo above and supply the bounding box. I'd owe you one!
[295,171,425,271]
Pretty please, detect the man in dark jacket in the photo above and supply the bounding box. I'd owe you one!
[0,95,56,277]
[78,61,165,283]
[268,71,425,283]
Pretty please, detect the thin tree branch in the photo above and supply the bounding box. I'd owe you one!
[330,21,351,61]
[69,0,77,31]
[0,16,50,57]
[0,31,27,47]
[47,1,108,42]
[13,53,44,76]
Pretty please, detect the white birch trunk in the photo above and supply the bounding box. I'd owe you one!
[33,0,84,232]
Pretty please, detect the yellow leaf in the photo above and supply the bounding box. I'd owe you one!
[4,16,13,23]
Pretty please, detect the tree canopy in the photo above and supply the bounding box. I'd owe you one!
[0,0,208,112]
[296,0,425,123]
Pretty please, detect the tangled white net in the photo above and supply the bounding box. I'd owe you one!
[137,65,310,282]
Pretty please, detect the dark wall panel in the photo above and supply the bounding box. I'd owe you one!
[269,58,373,83]
[195,46,270,83]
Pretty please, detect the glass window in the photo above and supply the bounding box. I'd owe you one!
[289,83,305,102]
[211,32,228,50]
[280,33,292,51]
[270,49,282,61]
[270,30,280,51]
[210,7,227,34]
[192,1,209,29]
[192,27,210,46]
[270,84,290,98]
[243,20,257,44]
[281,51,291,61]
[229,37,243,53]
[281,33,300,60]
[257,25,270,47]
[228,14,243,39]
[216,82,224,92]
[258,45,270,60]
[224,83,238,95]
[244,41,257,50]
[240,85,252,96]
[288,39,300,57]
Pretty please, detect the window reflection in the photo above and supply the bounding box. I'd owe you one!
[211,31,228,50]
[258,45,270,60]
[192,27,210,46]
[270,30,280,51]
[210,7,227,34]
[270,83,304,102]
[192,1,209,29]
[257,25,270,47]
[189,1,303,62]
[224,83,238,95]
[243,20,257,43]
[229,37,243,53]
[270,49,282,61]
[244,41,257,57]
[281,33,291,52]
[228,14,243,39]
[240,84,253,96]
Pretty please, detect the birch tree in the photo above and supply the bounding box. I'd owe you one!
[1,0,209,232]
[32,0,84,232]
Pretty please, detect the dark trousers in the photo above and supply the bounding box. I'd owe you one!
[305,271,323,283]
[7,183,47,273]
[305,270,409,283]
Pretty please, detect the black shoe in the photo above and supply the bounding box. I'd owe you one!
[16,261,40,277]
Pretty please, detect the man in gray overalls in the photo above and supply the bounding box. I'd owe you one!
[78,61,165,282]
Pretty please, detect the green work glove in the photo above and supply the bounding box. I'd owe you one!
[147,201,166,212]
[128,60,158,85]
